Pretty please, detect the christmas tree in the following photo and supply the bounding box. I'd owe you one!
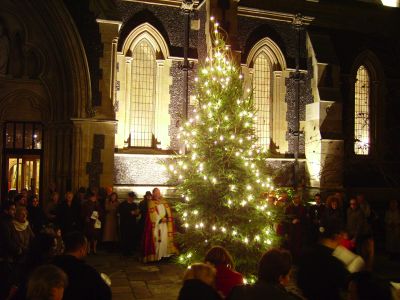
[168,18,282,277]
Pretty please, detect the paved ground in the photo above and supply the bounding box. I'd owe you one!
[86,250,400,300]
[86,252,185,300]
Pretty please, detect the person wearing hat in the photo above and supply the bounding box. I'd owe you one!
[143,188,178,262]
[117,191,139,256]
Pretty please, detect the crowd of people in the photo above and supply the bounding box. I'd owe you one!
[176,191,400,300]
[0,186,399,300]
[0,186,178,300]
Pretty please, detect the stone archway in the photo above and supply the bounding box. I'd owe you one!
[0,0,93,199]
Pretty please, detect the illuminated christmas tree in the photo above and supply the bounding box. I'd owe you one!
[168,18,281,277]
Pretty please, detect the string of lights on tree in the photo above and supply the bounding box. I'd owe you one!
[166,17,284,277]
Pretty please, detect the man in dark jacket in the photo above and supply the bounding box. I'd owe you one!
[118,191,139,256]
[52,231,111,300]
[57,191,80,236]
[297,220,349,300]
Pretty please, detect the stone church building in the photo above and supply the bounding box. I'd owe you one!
[0,0,399,202]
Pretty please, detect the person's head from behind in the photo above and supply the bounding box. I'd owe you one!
[27,232,58,266]
[63,231,87,258]
[27,264,68,300]
[258,248,292,286]
[183,263,216,287]
[205,246,235,269]
[319,219,343,248]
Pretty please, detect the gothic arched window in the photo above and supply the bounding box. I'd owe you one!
[253,52,272,148]
[354,65,370,155]
[129,39,156,147]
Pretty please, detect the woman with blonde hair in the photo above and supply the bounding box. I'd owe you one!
[205,246,243,297]
[178,263,222,300]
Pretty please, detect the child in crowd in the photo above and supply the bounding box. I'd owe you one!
[178,263,222,300]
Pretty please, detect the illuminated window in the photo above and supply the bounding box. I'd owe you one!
[253,52,272,148]
[130,39,156,147]
[354,65,370,155]
[381,0,399,7]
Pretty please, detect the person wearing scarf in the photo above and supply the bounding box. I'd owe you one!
[11,206,35,262]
